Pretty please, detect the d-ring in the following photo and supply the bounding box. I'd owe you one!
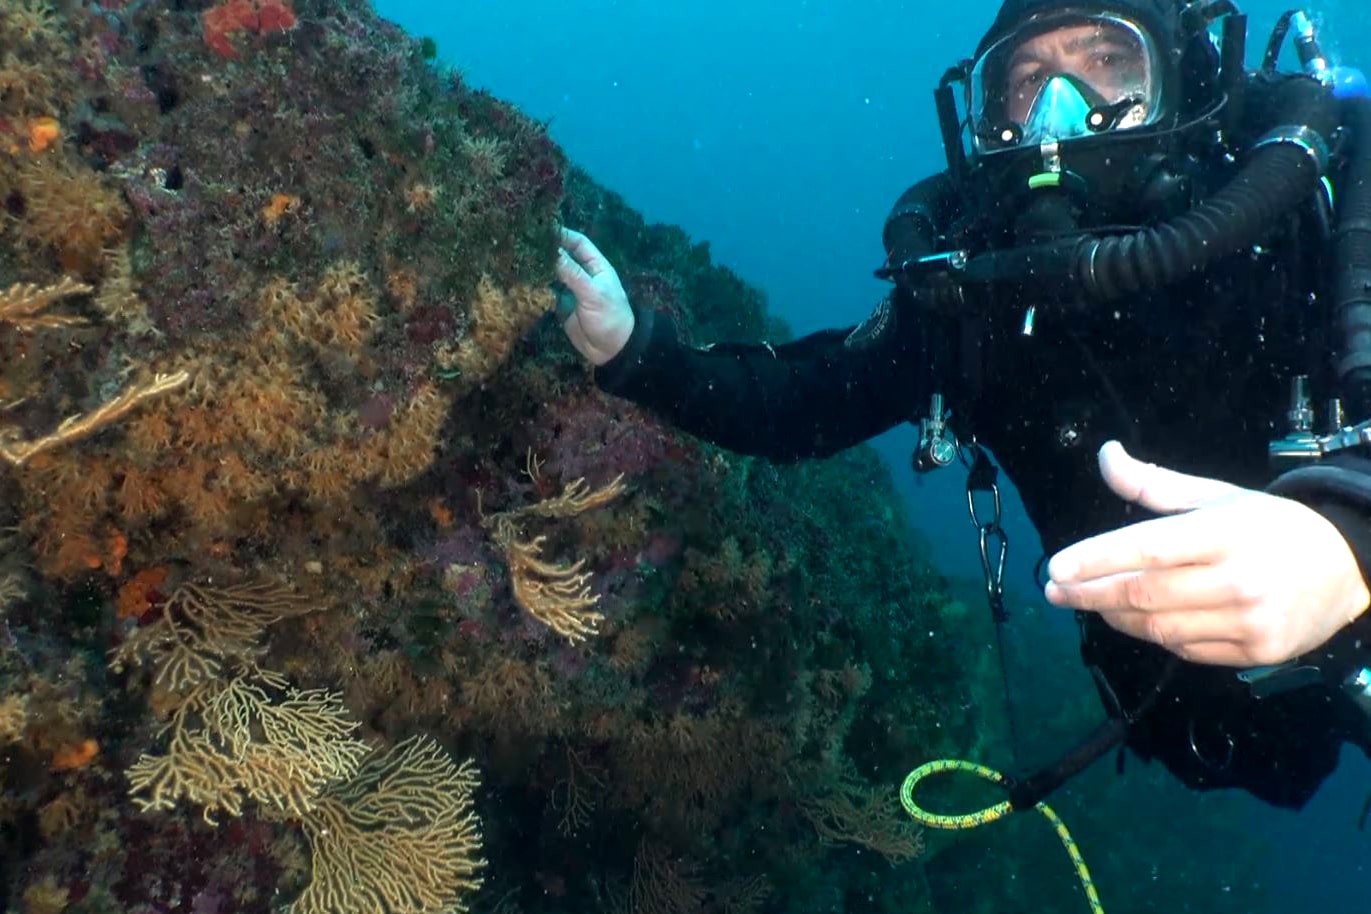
[1188,717,1235,772]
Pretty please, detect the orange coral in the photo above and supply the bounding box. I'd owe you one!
[39,525,102,577]
[203,0,298,59]
[105,530,128,576]
[127,409,175,454]
[26,116,59,152]
[117,566,169,621]
[261,192,300,227]
[428,498,455,529]
[50,737,99,771]
[52,456,114,513]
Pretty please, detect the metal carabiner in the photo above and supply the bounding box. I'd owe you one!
[1187,717,1236,772]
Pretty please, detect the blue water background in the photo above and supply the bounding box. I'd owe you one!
[375,1,1371,907]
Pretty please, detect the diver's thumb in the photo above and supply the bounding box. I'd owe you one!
[1097,440,1239,513]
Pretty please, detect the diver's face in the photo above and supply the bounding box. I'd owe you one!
[1003,23,1147,124]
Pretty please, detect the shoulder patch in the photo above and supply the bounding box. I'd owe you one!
[844,296,893,350]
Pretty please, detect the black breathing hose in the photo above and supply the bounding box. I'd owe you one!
[1077,77,1340,301]
[1077,143,1319,298]
[1333,96,1371,423]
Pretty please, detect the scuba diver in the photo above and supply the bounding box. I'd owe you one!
[555,0,1371,810]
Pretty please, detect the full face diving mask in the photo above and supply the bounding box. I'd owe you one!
[969,11,1163,151]
[1022,74,1102,142]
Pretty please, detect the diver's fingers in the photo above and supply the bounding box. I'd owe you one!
[1047,510,1227,585]
[555,246,596,301]
[559,227,615,278]
[1101,610,1251,666]
[1097,605,1258,652]
[1047,563,1242,614]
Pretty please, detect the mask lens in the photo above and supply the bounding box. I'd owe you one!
[969,14,1158,151]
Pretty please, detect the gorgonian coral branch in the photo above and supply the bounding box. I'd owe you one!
[481,455,627,643]
[502,531,604,643]
[286,735,486,914]
[800,775,926,865]
[109,580,316,693]
[0,370,190,466]
[126,667,370,824]
[0,276,90,329]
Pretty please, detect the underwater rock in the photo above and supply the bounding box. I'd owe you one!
[0,2,983,913]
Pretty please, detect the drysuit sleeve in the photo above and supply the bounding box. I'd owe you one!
[593,288,927,462]
[1273,454,1371,606]
[1268,454,1371,681]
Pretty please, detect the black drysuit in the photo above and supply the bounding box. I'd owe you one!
[593,182,1371,808]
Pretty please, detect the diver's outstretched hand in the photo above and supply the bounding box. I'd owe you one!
[1044,440,1371,667]
[555,227,635,366]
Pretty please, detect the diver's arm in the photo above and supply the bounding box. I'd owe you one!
[594,291,926,461]
[1269,454,1371,679]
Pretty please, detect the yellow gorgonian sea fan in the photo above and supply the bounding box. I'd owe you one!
[286,735,487,914]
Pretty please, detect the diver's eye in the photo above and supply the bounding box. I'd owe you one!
[1012,68,1045,94]
[1087,45,1129,72]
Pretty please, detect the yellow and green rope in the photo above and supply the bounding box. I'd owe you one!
[900,759,1104,914]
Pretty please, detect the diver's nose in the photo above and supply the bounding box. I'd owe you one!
[1024,75,1094,141]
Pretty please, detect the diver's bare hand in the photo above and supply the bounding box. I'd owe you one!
[555,227,634,366]
[1044,441,1371,667]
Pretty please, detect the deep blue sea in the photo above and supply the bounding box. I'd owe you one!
[374,1,1371,909]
